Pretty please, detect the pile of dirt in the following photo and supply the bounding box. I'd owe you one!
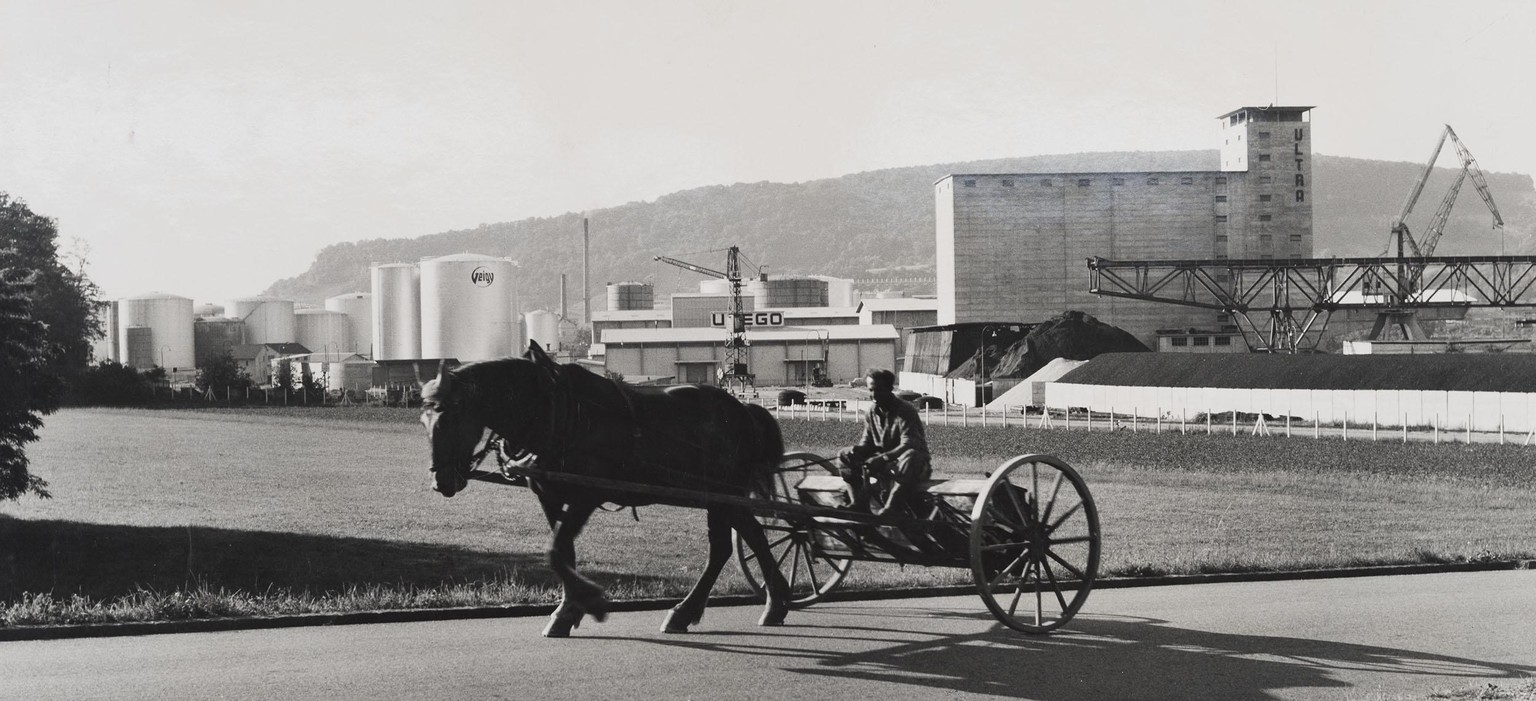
[948,311,1150,380]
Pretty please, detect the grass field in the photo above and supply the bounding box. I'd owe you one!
[2,406,1533,626]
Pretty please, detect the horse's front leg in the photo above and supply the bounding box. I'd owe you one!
[538,496,608,638]
[662,507,735,633]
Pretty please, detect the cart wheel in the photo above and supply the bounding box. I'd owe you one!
[735,451,852,608]
[969,454,1100,634]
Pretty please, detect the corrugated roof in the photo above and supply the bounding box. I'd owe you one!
[602,325,899,345]
[1057,353,1536,392]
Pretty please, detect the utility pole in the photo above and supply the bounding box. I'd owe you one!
[582,217,591,333]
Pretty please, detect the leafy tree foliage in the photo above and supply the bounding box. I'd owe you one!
[66,360,156,405]
[195,350,252,393]
[1,193,99,500]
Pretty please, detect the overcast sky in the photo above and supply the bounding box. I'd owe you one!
[3,0,1533,304]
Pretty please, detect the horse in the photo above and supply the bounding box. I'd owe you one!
[420,342,792,637]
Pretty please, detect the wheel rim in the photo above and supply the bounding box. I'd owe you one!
[969,454,1100,633]
[735,451,852,607]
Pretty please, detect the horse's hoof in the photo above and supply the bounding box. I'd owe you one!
[542,614,581,638]
[759,606,789,627]
[661,606,702,634]
[580,595,611,623]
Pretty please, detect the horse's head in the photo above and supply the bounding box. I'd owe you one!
[420,362,485,498]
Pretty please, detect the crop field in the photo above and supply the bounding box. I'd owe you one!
[2,406,1533,625]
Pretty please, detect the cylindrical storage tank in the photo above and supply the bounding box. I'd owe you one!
[193,317,245,367]
[117,292,195,370]
[606,282,654,311]
[295,309,353,357]
[419,253,517,361]
[698,279,730,295]
[526,310,560,352]
[324,292,373,356]
[815,276,855,308]
[227,296,296,345]
[371,263,420,361]
[756,277,829,308]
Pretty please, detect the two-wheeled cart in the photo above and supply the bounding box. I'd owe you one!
[469,449,1100,634]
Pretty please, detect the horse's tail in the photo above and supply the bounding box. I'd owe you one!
[743,402,785,498]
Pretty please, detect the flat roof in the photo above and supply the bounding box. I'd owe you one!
[591,309,670,321]
[602,324,900,345]
[1216,105,1315,119]
[856,297,942,312]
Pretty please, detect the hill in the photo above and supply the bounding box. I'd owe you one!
[264,151,1536,312]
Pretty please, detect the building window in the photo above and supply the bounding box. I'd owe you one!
[1259,194,1272,202]
[1260,254,1274,260]
[1194,337,1210,347]
[1258,176,1273,185]
[1290,233,1303,242]
[1171,337,1188,347]
[1290,253,1303,259]
[1041,178,1053,187]
[1215,234,1228,243]
[1077,178,1091,187]
[1147,177,1160,185]
[1215,336,1233,347]
[1215,176,1227,185]
[963,179,976,187]
[1001,179,1014,187]
[1215,195,1228,203]
[1258,131,1271,140]
[1259,234,1272,245]
[1259,214,1272,221]
[1181,176,1194,185]
[1216,254,1229,260]
[1216,313,1231,323]
[1215,215,1228,223]
[1258,154,1272,162]
[1112,177,1125,186]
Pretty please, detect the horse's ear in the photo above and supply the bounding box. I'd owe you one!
[525,340,561,379]
[436,359,453,391]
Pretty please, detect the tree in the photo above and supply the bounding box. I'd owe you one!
[1,193,100,500]
[195,350,252,394]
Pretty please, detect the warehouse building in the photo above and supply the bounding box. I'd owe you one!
[600,325,899,386]
[937,105,1314,347]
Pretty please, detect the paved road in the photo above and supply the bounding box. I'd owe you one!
[3,571,1532,701]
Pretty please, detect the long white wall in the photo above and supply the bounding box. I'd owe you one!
[1045,383,1536,432]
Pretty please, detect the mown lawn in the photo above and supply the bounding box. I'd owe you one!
[1,406,1532,625]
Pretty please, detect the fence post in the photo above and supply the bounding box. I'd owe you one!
[1206,412,1212,435]
[1314,413,1319,439]
[1156,411,1162,434]
[1285,414,1291,438]
[1343,417,1348,442]
[1132,409,1138,433]
[1434,415,1439,444]
[1231,411,1237,436]
[1065,410,1071,431]
[1500,417,1505,445]
[1402,415,1407,443]
[1372,413,1377,442]
[1467,416,1472,444]
[1181,408,1187,434]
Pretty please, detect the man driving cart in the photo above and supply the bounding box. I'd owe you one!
[838,369,931,516]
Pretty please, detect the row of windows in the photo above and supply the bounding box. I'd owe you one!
[1214,233,1306,244]
[1170,336,1234,347]
[963,175,1231,188]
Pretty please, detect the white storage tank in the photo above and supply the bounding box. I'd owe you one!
[812,275,856,308]
[698,279,730,295]
[117,292,195,370]
[227,296,296,345]
[606,282,654,311]
[295,309,353,356]
[324,292,373,355]
[756,276,829,308]
[526,310,560,353]
[372,263,420,360]
[419,253,517,361]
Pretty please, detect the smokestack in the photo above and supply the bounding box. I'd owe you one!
[560,273,568,322]
[583,217,591,330]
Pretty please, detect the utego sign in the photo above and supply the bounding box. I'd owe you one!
[470,267,495,287]
[710,311,784,328]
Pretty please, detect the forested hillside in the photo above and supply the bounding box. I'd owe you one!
[265,152,1536,311]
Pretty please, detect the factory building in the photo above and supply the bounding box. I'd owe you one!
[601,325,899,386]
[937,105,1314,347]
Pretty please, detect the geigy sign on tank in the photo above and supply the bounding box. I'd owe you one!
[471,267,495,287]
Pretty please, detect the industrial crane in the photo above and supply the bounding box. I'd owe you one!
[654,246,759,393]
[1372,125,1506,340]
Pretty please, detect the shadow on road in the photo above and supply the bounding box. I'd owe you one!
[0,516,670,601]
[621,605,1536,700]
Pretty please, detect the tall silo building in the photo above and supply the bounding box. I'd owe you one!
[324,292,373,356]
[419,253,517,361]
[227,296,297,345]
[371,263,420,360]
[118,292,195,370]
[936,105,1314,346]
[295,308,353,357]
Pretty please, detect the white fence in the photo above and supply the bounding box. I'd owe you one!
[1045,383,1536,433]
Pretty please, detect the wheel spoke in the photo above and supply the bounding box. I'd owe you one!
[1046,549,1087,581]
[1005,483,1032,528]
[1048,500,1084,531]
[805,553,823,593]
[980,541,1029,552]
[989,550,1030,590]
[1007,579,1024,616]
[788,544,802,591]
[1048,535,1094,546]
[1039,470,1065,526]
[1042,557,1069,612]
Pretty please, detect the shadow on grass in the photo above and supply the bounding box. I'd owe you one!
[0,515,671,601]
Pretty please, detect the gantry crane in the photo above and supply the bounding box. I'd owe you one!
[1374,125,1506,340]
[655,246,758,393]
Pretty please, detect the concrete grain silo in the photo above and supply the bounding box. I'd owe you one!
[324,292,373,356]
[756,277,828,308]
[295,309,353,357]
[419,253,517,361]
[606,282,654,311]
[371,263,420,360]
[525,309,560,353]
[228,296,296,345]
[117,292,195,370]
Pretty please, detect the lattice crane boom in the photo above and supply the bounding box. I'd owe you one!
[654,247,755,391]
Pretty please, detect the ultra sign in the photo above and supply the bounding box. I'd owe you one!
[710,311,784,328]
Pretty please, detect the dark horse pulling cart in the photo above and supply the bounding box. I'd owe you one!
[421,344,1101,637]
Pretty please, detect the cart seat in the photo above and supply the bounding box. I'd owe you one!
[796,475,991,513]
